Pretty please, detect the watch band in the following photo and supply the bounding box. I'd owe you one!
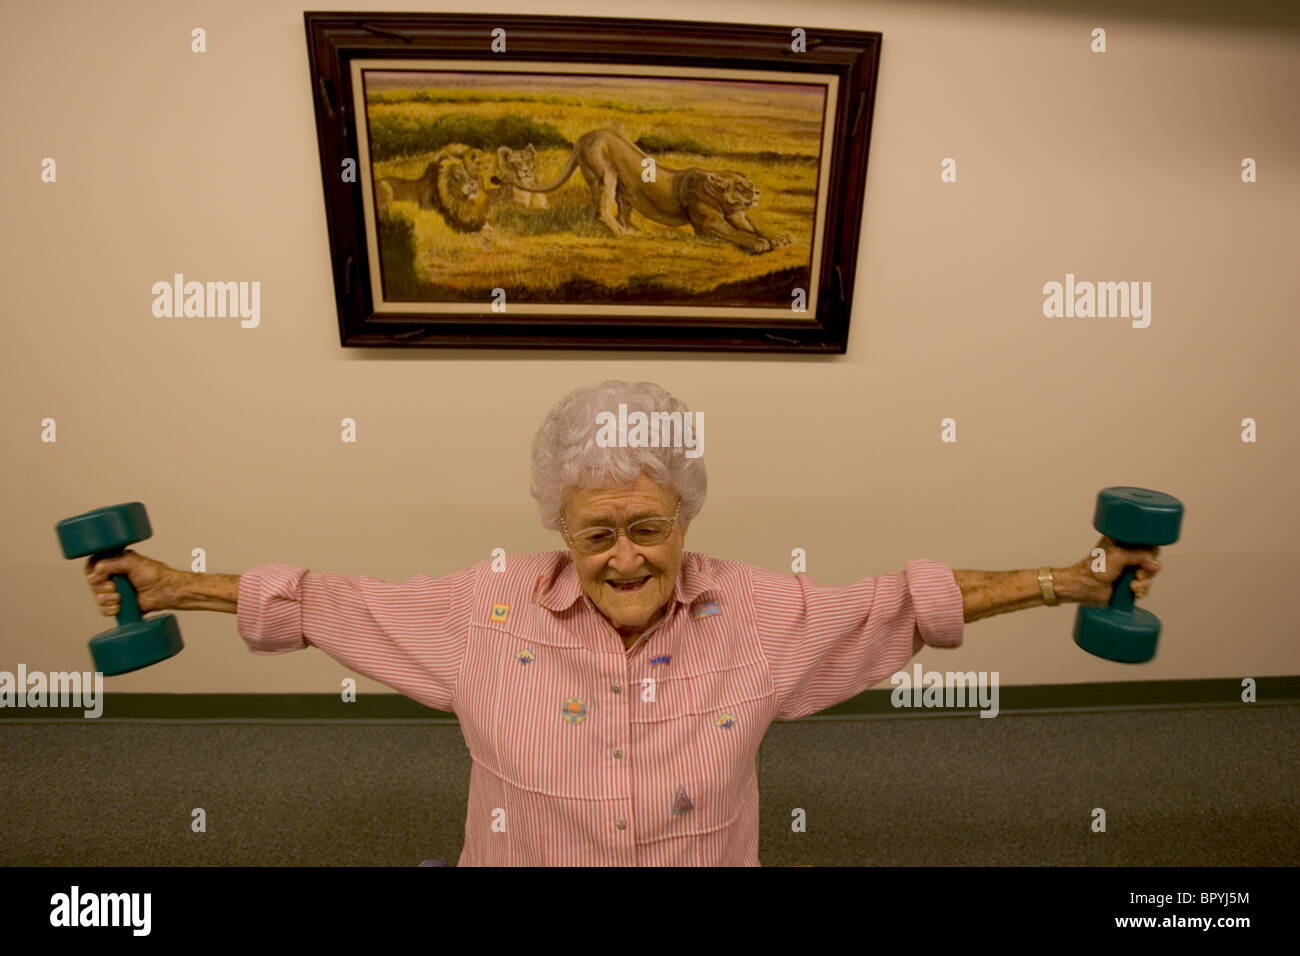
[1037,566,1059,606]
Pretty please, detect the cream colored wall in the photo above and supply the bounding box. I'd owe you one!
[4,1,1297,693]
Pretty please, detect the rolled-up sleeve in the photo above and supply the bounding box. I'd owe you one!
[236,561,480,713]
[752,559,965,720]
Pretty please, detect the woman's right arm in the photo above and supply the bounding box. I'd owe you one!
[173,571,240,613]
[87,549,477,714]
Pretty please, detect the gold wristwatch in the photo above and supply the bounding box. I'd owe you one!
[1037,566,1059,606]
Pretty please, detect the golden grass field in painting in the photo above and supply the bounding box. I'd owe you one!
[367,75,825,306]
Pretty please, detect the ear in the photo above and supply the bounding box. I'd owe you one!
[525,143,535,155]
[498,146,511,162]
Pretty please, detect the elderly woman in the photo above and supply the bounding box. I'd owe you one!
[84,380,1163,866]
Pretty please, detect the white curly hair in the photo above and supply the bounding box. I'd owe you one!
[530,380,707,532]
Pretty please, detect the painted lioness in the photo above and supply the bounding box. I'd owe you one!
[497,129,792,254]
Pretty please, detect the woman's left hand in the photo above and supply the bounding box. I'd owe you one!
[1067,536,1163,604]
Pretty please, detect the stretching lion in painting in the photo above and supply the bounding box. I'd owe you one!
[497,129,792,254]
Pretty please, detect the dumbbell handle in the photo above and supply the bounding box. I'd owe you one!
[93,546,145,626]
[1105,538,1148,614]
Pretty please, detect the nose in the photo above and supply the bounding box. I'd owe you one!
[607,533,645,573]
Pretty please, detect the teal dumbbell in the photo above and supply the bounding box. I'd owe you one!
[56,502,183,676]
[1073,487,1183,663]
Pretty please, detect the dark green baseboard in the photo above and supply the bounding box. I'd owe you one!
[2,676,1296,722]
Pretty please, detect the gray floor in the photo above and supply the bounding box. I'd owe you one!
[3,706,1296,866]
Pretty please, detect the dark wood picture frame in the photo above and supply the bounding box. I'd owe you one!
[305,12,881,352]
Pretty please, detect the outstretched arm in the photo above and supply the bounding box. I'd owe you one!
[953,567,1080,623]
[955,538,1162,623]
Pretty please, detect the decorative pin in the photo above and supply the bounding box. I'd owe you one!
[649,654,672,667]
[691,599,721,620]
[490,603,510,624]
[561,696,587,725]
[516,649,535,665]
[715,712,737,730]
[672,785,694,815]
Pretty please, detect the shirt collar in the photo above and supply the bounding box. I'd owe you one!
[537,550,717,612]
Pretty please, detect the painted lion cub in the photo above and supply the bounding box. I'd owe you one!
[492,144,549,209]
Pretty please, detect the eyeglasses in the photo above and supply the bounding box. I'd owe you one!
[561,501,681,555]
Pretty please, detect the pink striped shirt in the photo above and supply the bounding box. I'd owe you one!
[236,551,964,865]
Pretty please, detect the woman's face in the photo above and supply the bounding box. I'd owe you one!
[562,474,688,638]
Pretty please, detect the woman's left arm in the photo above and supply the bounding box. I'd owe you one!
[954,536,1164,624]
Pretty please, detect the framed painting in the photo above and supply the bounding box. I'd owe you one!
[305,12,881,352]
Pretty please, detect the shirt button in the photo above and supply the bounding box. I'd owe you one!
[615,818,627,830]
[611,683,621,694]
[612,747,623,759]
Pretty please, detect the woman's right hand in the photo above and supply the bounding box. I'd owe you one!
[85,550,186,616]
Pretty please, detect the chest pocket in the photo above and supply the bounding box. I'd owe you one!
[476,630,612,799]
[633,659,773,847]
[686,659,772,792]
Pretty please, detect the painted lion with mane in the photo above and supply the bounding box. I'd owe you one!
[374,144,493,233]
[497,129,792,254]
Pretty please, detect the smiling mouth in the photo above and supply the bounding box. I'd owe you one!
[607,577,650,592]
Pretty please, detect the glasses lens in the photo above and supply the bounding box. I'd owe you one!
[574,529,617,552]
[628,518,671,544]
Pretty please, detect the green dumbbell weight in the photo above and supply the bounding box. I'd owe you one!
[1073,487,1183,663]
[56,502,183,676]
